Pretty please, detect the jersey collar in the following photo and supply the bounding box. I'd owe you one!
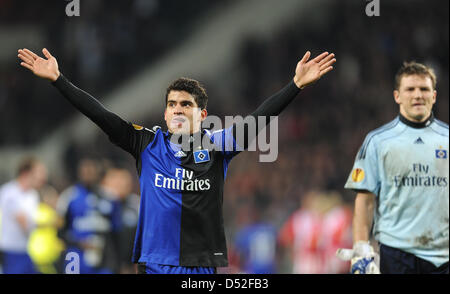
[165,129,205,151]
[399,112,434,129]
[166,130,204,141]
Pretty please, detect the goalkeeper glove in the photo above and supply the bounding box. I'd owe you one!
[336,241,380,274]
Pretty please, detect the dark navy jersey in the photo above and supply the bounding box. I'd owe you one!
[52,74,300,267]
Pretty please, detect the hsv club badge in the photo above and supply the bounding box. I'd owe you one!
[194,150,210,164]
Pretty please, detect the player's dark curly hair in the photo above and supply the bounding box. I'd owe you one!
[165,77,208,110]
[395,61,437,90]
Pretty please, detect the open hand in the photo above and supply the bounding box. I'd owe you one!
[18,48,60,82]
[293,51,336,89]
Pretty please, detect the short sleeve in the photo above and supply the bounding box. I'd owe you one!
[344,134,380,195]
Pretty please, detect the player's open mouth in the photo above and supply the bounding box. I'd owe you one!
[172,117,186,123]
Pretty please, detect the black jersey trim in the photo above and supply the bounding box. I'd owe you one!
[398,113,434,129]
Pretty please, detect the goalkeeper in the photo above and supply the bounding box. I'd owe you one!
[18,48,335,274]
[338,62,449,274]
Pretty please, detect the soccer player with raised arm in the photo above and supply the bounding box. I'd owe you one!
[337,62,449,274]
[17,47,335,274]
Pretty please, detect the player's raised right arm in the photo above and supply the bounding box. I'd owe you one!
[17,48,134,152]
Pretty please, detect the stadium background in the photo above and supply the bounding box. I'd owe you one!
[0,0,448,273]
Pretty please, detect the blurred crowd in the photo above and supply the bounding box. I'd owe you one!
[0,156,352,274]
[0,0,235,145]
[0,0,448,274]
[0,157,139,274]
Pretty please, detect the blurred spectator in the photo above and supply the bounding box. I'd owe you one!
[56,158,121,274]
[0,156,48,274]
[278,190,324,274]
[318,191,353,274]
[27,185,65,274]
[278,190,352,274]
[100,167,139,274]
[233,201,278,274]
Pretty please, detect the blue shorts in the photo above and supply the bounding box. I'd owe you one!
[380,243,449,274]
[138,263,216,274]
[1,251,37,274]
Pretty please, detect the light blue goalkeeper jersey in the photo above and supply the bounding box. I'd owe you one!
[345,114,449,267]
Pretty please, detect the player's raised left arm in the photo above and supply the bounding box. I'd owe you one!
[232,51,336,149]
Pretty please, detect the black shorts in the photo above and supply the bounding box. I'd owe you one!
[137,263,146,274]
[379,243,449,274]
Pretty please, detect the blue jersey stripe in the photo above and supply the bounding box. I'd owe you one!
[434,119,449,129]
[378,125,408,145]
[430,125,449,137]
[132,130,183,265]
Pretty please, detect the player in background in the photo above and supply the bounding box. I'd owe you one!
[56,158,122,274]
[319,191,353,274]
[233,202,278,274]
[279,190,352,273]
[17,47,335,274]
[338,62,449,274]
[100,167,140,274]
[27,185,65,274]
[0,157,48,274]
